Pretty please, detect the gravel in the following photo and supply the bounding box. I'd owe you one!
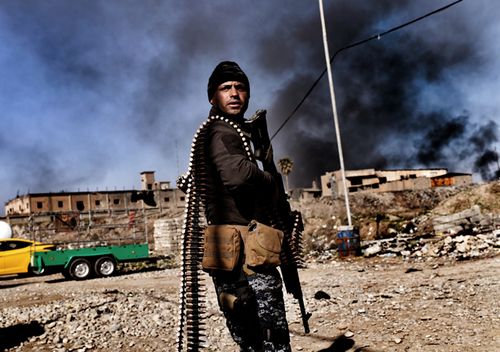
[1,255,499,351]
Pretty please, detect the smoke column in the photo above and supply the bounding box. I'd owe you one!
[258,1,500,186]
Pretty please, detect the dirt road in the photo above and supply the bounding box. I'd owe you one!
[1,255,498,351]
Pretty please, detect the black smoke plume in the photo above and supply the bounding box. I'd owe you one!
[260,1,499,186]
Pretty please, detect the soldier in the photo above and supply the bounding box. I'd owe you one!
[201,61,291,351]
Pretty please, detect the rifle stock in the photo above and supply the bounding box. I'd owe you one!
[247,110,311,334]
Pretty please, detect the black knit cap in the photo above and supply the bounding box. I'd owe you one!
[207,61,250,100]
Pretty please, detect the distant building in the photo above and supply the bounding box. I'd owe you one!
[4,171,185,216]
[320,168,472,197]
[290,180,322,201]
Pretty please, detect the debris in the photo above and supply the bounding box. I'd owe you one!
[314,290,331,300]
[405,267,422,273]
[344,331,354,338]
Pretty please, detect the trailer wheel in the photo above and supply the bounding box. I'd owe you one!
[62,268,72,280]
[29,264,45,276]
[94,256,116,277]
[69,258,92,280]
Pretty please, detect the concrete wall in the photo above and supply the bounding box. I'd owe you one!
[5,196,30,215]
[141,171,155,191]
[90,193,110,211]
[378,177,431,192]
[30,195,51,213]
[320,172,336,198]
[156,189,186,210]
[377,169,447,182]
[431,174,472,187]
[153,217,182,256]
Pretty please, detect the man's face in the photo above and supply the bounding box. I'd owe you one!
[210,81,249,117]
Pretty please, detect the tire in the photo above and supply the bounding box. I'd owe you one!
[94,256,116,277]
[62,268,72,280]
[68,258,92,280]
[29,264,45,276]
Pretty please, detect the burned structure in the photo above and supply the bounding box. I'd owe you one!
[320,168,472,197]
[4,171,185,216]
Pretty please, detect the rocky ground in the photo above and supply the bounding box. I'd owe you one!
[1,254,499,352]
[1,181,499,351]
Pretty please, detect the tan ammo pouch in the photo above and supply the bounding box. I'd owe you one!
[243,220,284,269]
[202,224,246,272]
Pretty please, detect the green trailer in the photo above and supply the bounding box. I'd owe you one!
[31,243,150,280]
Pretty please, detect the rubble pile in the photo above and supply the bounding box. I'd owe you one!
[432,205,494,235]
[361,205,500,260]
[362,230,499,260]
[303,181,500,262]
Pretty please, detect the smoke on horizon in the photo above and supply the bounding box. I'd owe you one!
[261,1,499,187]
[0,1,499,215]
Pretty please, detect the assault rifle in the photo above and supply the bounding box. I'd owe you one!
[247,109,311,334]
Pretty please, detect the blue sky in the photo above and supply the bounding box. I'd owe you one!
[1,0,499,215]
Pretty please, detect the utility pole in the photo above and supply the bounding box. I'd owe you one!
[318,0,352,227]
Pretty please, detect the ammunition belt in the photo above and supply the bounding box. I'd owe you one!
[176,115,253,351]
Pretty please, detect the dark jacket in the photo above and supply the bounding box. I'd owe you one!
[204,111,275,225]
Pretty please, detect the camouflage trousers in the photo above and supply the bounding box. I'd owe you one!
[212,267,291,352]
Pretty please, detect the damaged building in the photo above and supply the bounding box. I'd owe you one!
[320,168,472,197]
[4,171,185,217]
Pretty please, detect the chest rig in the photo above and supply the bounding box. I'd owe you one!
[176,115,253,351]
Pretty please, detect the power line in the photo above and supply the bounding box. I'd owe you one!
[270,0,464,141]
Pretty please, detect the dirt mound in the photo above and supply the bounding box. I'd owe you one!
[432,180,500,215]
[297,180,500,253]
